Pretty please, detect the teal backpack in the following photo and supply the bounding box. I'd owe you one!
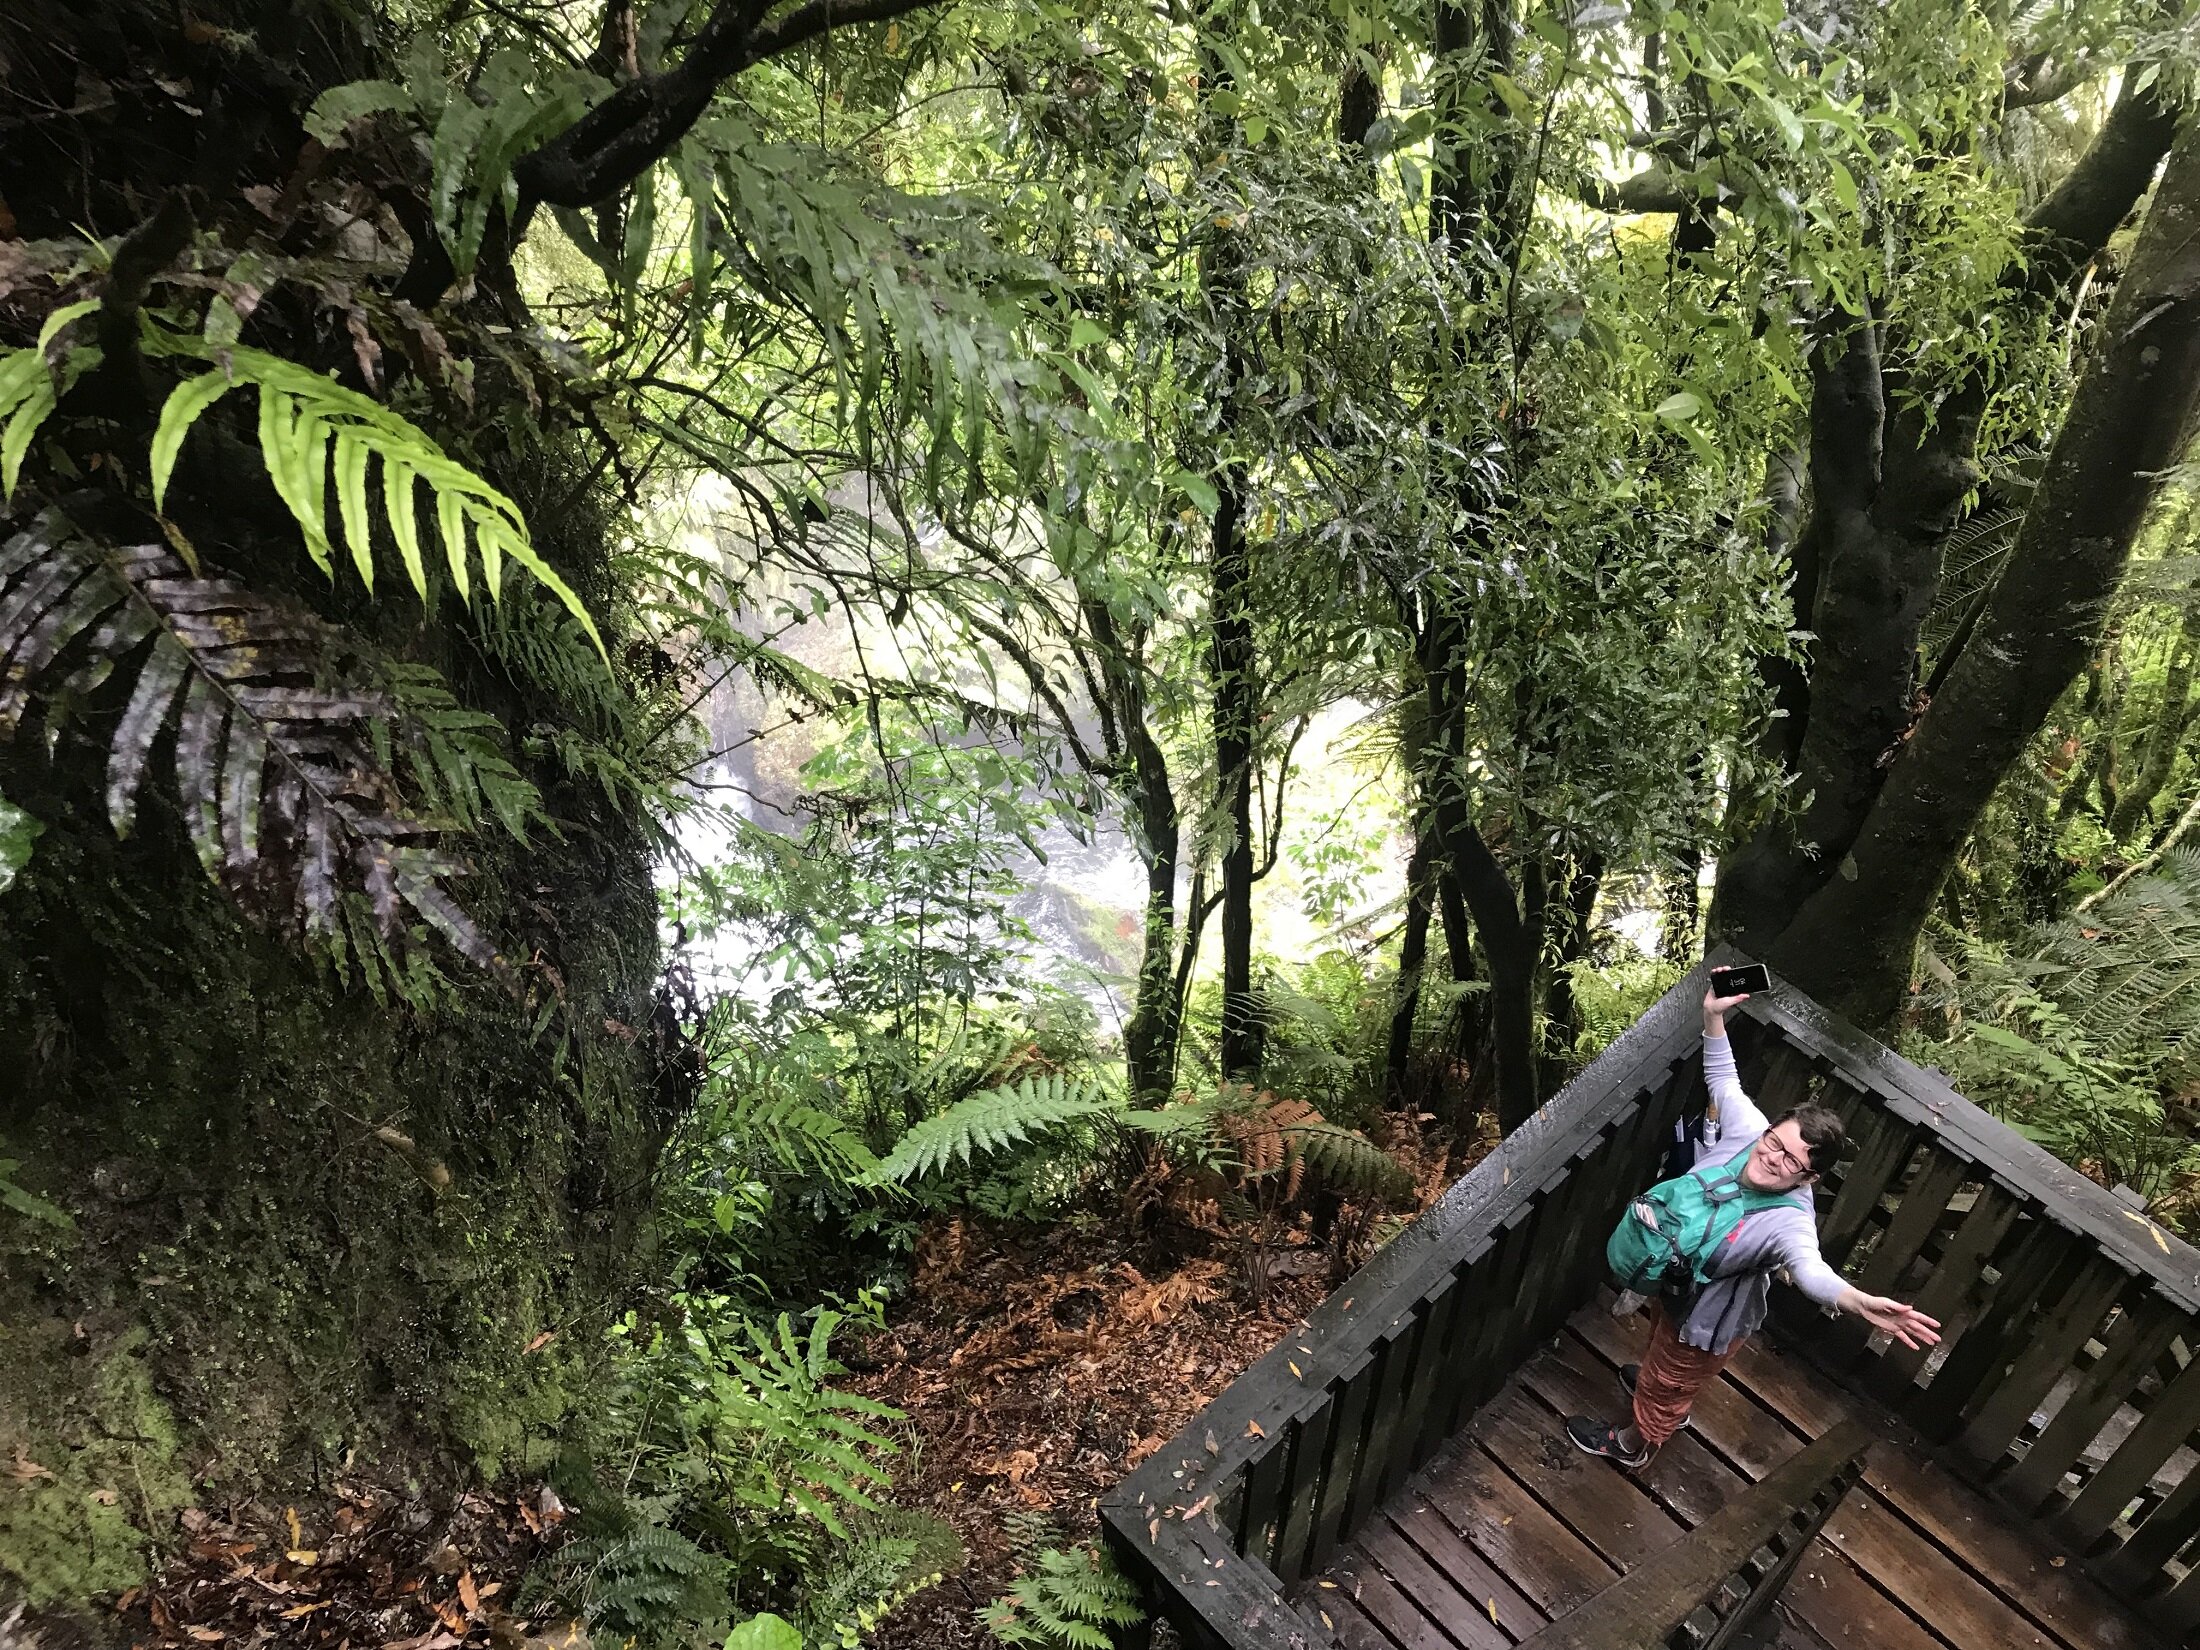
[1607,1154,1793,1306]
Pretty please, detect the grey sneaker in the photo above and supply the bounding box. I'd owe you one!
[1565,1415,1650,1469]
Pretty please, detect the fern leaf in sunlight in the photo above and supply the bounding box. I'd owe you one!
[143,331,605,657]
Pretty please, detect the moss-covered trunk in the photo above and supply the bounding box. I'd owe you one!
[0,0,676,1630]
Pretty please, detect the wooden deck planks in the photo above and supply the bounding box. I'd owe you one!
[1301,1301,2165,1650]
[1414,1444,1617,1619]
[1355,1518,1513,1650]
[1780,1536,1946,1650]
[1715,1315,2155,1650]
[1384,1502,1546,1640]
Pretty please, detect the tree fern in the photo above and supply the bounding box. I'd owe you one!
[1922,505,2024,656]
[0,513,499,970]
[1281,1117,1415,1198]
[1121,1087,1410,1200]
[1922,449,2044,661]
[873,1073,1122,1183]
[1918,848,2200,1194]
[982,1545,1146,1650]
[1959,844,2200,1072]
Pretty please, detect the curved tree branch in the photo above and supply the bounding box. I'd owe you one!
[514,0,946,212]
[1773,117,2200,1026]
[1577,165,1707,216]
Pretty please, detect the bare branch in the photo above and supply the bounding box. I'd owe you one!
[514,0,948,212]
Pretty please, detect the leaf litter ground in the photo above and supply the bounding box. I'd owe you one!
[851,1113,1473,1649]
[117,1484,573,1649]
[106,1112,1473,1650]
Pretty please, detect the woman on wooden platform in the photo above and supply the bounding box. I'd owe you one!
[1565,985,1944,1469]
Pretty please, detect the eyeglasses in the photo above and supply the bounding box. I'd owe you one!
[1754,1132,1810,1179]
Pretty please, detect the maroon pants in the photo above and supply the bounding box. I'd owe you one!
[1632,1301,1740,1449]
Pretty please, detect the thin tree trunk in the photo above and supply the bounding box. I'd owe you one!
[1416,0,1537,1132]
[1122,788,1183,1102]
[1539,853,1603,1093]
[1430,788,1540,1134]
[1084,592,1186,1103]
[1211,476,1257,1079]
[1199,13,1259,1082]
[1769,120,2200,1027]
[1384,820,1437,1107]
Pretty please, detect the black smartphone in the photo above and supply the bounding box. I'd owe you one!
[1709,962,1771,998]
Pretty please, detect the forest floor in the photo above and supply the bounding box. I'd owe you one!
[118,1484,570,1649]
[855,1112,1477,1649]
[103,1114,1476,1650]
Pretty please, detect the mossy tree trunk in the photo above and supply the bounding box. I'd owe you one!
[0,0,678,1630]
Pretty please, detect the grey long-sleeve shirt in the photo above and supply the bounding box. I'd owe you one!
[1674,1033,1847,1354]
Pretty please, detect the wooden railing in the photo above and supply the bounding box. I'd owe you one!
[1729,970,2200,1639]
[1513,1417,1869,1650]
[1101,953,2200,1644]
[1098,965,1715,1649]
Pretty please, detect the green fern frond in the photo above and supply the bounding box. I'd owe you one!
[308,53,601,279]
[570,1523,732,1641]
[0,1150,73,1231]
[983,1545,1145,1650]
[138,326,605,657]
[1282,1119,1415,1197]
[0,302,102,502]
[796,1510,960,1649]
[375,662,550,841]
[747,1094,881,1183]
[1919,850,2200,1196]
[873,1073,1122,1182]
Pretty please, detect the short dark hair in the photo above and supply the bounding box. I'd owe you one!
[1775,1105,1847,1176]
